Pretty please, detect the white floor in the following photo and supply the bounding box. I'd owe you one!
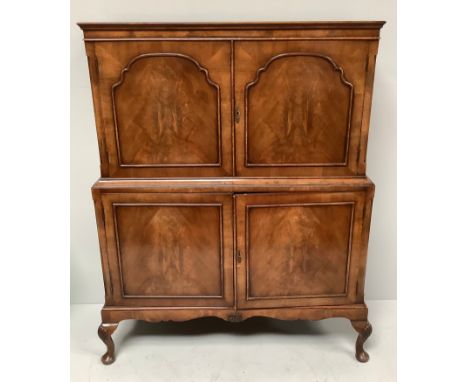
[71,300,396,382]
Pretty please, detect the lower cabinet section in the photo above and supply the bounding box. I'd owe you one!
[92,179,374,363]
[94,183,373,311]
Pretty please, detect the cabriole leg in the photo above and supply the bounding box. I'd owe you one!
[351,320,373,362]
[97,323,119,365]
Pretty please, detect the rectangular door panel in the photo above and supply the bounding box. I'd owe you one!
[87,41,232,177]
[100,192,234,307]
[234,40,374,176]
[235,191,372,309]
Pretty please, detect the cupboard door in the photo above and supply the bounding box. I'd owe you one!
[100,193,234,307]
[234,40,374,176]
[87,41,232,177]
[235,191,372,308]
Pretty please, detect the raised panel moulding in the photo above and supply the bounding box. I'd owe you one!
[245,53,354,166]
[113,203,224,299]
[245,202,355,300]
[112,53,222,167]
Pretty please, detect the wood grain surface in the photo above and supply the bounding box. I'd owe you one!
[113,53,221,166]
[99,192,234,308]
[81,21,384,364]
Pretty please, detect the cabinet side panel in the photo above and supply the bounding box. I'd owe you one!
[92,189,114,304]
[85,43,110,176]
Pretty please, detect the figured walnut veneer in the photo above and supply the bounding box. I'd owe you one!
[246,53,353,166]
[100,192,234,308]
[112,53,221,167]
[80,21,384,365]
[115,205,223,298]
[247,203,353,298]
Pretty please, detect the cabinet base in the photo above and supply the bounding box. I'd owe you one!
[98,303,372,364]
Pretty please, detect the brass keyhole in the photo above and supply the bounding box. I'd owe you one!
[235,106,240,123]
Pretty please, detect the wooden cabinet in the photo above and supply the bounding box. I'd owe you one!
[80,21,384,365]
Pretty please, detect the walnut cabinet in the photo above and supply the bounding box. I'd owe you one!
[80,21,384,364]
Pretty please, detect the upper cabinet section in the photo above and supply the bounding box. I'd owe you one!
[80,22,384,177]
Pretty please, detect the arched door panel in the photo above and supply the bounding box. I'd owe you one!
[90,41,232,177]
[234,41,370,176]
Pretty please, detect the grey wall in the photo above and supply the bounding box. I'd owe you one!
[71,0,396,303]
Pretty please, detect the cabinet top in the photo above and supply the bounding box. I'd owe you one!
[79,21,385,41]
[81,21,384,178]
[78,21,385,31]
